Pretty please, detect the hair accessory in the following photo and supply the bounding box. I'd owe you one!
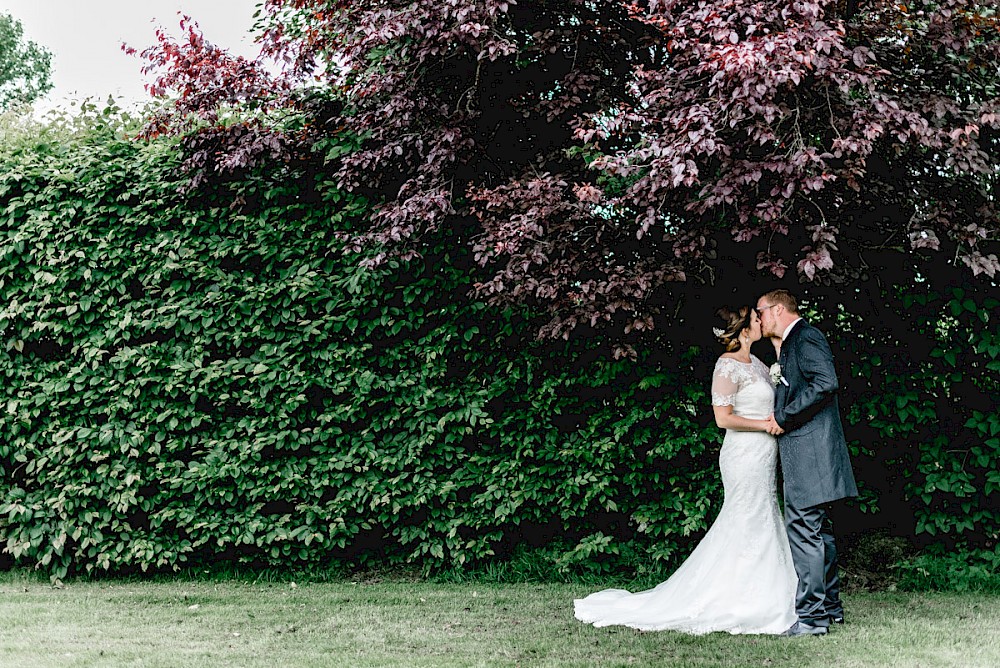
[712,327,725,337]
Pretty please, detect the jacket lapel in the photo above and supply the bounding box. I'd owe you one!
[776,320,805,409]
[780,319,806,362]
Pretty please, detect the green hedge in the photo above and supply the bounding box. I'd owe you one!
[831,285,1000,550]
[0,108,720,581]
[0,107,996,585]
[894,545,1000,593]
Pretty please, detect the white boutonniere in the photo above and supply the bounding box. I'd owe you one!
[769,362,789,386]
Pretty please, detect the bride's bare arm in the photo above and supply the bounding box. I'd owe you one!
[713,405,772,432]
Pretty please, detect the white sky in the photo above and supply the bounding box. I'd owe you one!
[0,0,264,115]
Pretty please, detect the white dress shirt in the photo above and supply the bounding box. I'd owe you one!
[782,318,803,341]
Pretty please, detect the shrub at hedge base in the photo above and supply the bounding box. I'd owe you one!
[0,109,723,581]
[1,109,996,585]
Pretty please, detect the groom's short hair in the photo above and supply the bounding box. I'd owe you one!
[762,289,798,314]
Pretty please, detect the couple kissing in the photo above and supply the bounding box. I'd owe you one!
[575,289,858,637]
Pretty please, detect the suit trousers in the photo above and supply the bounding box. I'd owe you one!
[784,500,844,627]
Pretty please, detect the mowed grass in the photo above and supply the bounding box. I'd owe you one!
[0,571,998,667]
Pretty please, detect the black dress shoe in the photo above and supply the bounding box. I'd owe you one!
[783,622,828,637]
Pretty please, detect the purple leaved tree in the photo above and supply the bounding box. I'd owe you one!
[133,0,999,344]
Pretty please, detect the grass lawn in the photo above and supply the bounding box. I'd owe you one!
[0,571,997,667]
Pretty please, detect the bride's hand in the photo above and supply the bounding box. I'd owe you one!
[764,415,784,436]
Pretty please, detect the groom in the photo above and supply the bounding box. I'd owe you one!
[756,290,858,638]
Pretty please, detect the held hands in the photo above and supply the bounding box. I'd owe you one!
[764,414,784,436]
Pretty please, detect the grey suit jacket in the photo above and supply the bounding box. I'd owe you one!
[774,320,858,508]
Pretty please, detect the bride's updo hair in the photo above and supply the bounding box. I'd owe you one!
[714,306,753,352]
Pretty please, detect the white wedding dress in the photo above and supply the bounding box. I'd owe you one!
[574,355,798,634]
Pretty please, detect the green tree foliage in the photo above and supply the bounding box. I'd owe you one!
[0,13,52,109]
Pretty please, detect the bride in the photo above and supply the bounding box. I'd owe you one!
[574,305,798,634]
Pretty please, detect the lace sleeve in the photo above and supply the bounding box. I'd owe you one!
[711,359,740,406]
